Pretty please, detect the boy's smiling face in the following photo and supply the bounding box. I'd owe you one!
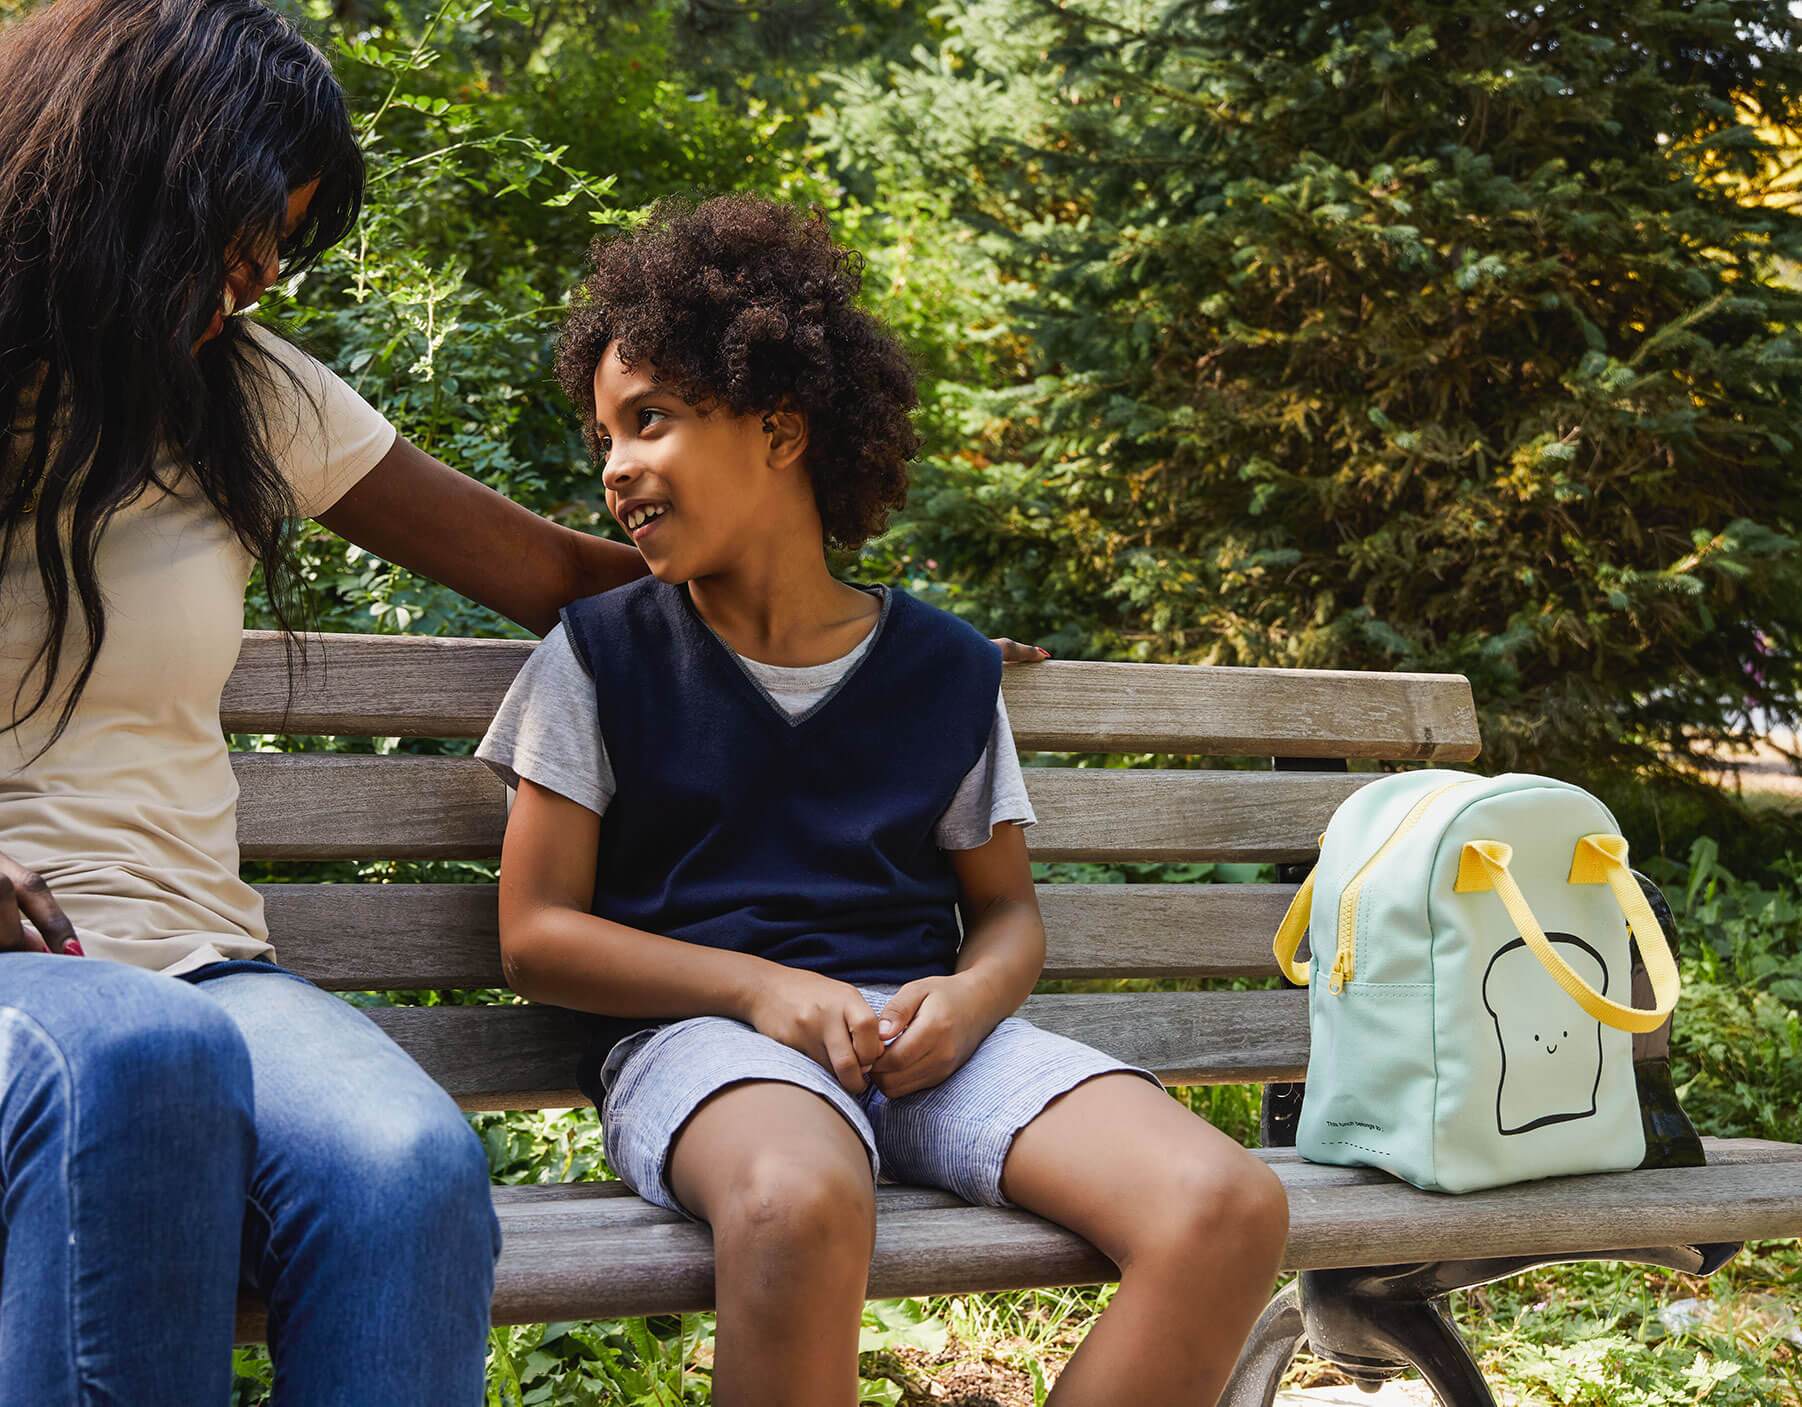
[592,338,809,584]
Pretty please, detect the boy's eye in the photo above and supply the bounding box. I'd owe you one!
[596,406,670,459]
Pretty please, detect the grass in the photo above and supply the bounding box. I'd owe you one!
[1440,1242,1802,1406]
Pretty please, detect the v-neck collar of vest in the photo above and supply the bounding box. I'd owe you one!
[677,580,896,730]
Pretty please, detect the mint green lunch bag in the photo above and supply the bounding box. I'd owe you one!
[1271,770,1681,1194]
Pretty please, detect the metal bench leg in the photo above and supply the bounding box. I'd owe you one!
[1217,1272,1498,1407]
[1218,1280,1306,1407]
[1299,1268,1496,1406]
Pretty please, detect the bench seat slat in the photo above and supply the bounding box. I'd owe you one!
[479,1136,1802,1234]
[484,1149,1802,1324]
[365,991,1312,1108]
[232,1138,1802,1338]
[259,882,1296,987]
[223,631,1482,761]
[232,754,1372,863]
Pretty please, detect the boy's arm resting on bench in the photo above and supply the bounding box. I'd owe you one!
[866,820,1046,1099]
[496,776,887,1094]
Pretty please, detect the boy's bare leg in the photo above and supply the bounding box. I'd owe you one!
[998,1073,1289,1407]
[666,1080,876,1407]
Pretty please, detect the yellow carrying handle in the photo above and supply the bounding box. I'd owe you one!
[1273,865,1318,985]
[1455,834,1680,1034]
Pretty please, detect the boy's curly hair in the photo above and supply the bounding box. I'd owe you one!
[555,194,921,551]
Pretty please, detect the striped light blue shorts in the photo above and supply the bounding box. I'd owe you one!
[595,983,1163,1221]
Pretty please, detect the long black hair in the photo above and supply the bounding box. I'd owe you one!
[0,0,363,759]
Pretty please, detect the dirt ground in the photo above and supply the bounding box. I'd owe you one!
[869,1340,1539,1405]
[872,1347,1535,1405]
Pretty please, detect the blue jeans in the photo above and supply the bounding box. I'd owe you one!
[0,955,501,1405]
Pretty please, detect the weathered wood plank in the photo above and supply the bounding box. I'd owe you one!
[233,753,1371,863]
[489,1151,1802,1321]
[478,1134,1802,1237]
[1003,660,1480,761]
[234,755,504,860]
[258,882,1296,989]
[367,1003,593,1110]
[223,630,1481,761]
[1024,768,1370,862]
[234,1138,1802,1337]
[365,990,1312,1108]
[1020,990,1308,1085]
[226,633,531,739]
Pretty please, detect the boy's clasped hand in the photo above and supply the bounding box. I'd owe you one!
[741,964,1004,1098]
[866,972,1007,1098]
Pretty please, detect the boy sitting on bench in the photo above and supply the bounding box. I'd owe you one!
[476,192,1288,1407]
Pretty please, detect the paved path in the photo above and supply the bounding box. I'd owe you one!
[1696,726,1802,798]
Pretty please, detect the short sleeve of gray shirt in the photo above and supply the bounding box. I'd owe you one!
[474,621,1036,850]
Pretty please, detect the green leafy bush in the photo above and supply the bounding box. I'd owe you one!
[1649,839,1802,1143]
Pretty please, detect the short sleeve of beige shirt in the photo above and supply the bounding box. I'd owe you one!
[248,322,398,519]
[0,321,397,976]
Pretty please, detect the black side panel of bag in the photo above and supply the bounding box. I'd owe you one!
[1633,874,1706,1170]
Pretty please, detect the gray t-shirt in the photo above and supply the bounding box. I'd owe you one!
[475,591,1035,849]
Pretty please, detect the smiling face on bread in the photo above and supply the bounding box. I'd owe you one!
[1483,934,1607,1135]
[592,339,814,586]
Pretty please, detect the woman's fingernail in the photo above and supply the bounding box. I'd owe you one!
[879,1019,893,1036]
[1037,646,1051,657]
[63,937,84,957]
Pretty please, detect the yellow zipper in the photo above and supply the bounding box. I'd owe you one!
[1326,777,1478,995]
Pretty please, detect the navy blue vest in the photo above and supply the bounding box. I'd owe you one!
[557,575,1002,1099]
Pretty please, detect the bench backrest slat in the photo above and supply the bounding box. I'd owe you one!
[233,754,1374,863]
[369,990,1312,1110]
[261,882,1294,989]
[224,631,1481,760]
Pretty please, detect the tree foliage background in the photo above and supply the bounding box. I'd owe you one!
[821,1,1802,837]
[245,0,1802,867]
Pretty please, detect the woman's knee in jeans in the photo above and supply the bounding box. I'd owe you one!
[320,1094,498,1264]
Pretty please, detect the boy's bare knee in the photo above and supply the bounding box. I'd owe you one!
[718,1149,875,1250]
[1234,1157,1290,1253]
[1140,1152,1288,1271]
[1210,1157,1288,1264]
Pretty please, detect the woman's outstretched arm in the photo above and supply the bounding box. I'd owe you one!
[316,434,649,636]
[320,432,1053,659]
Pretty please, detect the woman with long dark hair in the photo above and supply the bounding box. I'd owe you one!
[0,1,1044,1400]
[0,1,564,1400]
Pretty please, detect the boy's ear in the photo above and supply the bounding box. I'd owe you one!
[762,403,808,471]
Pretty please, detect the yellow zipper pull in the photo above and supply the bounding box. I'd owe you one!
[1326,950,1350,995]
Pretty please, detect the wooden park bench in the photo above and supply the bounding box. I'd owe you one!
[222,630,1802,1405]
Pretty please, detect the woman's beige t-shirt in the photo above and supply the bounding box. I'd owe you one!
[0,324,396,976]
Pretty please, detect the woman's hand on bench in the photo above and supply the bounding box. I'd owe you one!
[0,851,81,955]
[992,637,1051,663]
